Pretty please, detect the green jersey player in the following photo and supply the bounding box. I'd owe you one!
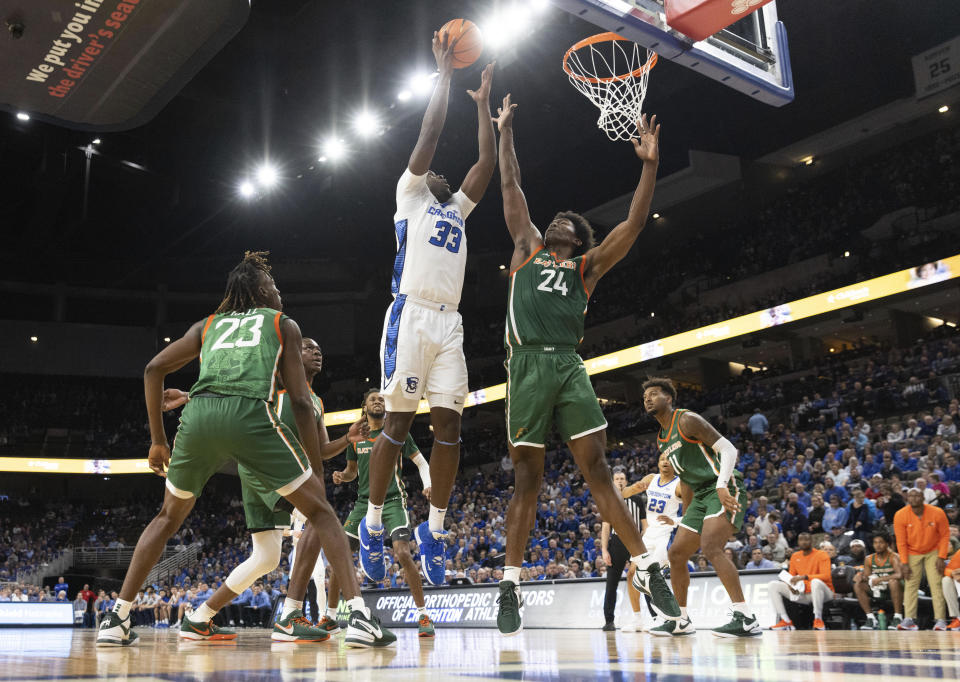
[96,252,394,649]
[492,97,679,636]
[642,377,761,638]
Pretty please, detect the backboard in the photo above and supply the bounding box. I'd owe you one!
[553,0,794,106]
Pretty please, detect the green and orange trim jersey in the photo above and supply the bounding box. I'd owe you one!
[504,247,590,350]
[275,388,324,436]
[190,307,287,403]
[657,408,741,489]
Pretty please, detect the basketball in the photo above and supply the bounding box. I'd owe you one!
[439,18,483,69]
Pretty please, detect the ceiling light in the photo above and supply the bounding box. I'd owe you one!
[843,250,850,258]
[239,181,256,198]
[29,335,38,342]
[353,110,381,137]
[397,90,412,102]
[483,7,533,50]
[499,264,506,270]
[800,155,814,166]
[652,212,660,219]
[163,337,171,343]
[410,72,437,96]
[16,112,29,121]
[256,164,278,188]
[323,138,347,162]
[92,138,101,145]
[939,105,949,114]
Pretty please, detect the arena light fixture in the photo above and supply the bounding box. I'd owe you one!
[410,72,438,96]
[353,110,381,137]
[239,180,256,198]
[800,155,815,166]
[483,6,533,50]
[163,336,171,342]
[323,138,348,162]
[843,250,850,258]
[256,164,278,189]
[499,264,506,270]
[16,112,29,121]
[939,105,950,114]
[92,138,101,145]
[29,335,38,342]
[397,89,412,102]
[652,212,660,219]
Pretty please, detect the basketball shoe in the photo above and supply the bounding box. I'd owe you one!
[631,560,681,619]
[417,613,435,637]
[414,522,449,586]
[496,580,523,636]
[649,616,695,637]
[96,611,139,647]
[358,519,386,581]
[272,610,330,643]
[316,615,340,634]
[179,616,237,641]
[344,607,397,648]
[712,610,762,638]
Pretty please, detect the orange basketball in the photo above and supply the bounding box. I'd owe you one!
[439,18,483,69]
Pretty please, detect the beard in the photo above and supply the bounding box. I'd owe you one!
[368,410,386,420]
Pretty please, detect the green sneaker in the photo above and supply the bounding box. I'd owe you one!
[631,562,681,619]
[712,611,762,638]
[417,613,435,638]
[316,615,341,634]
[96,611,139,647]
[649,616,695,637]
[344,608,397,648]
[272,609,330,643]
[496,581,523,636]
[890,615,903,630]
[179,616,237,641]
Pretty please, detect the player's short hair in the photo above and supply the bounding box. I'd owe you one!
[642,377,677,402]
[612,465,626,474]
[872,531,891,545]
[360,388,381,413]
[554,211,595,257]
[216,251,273,314]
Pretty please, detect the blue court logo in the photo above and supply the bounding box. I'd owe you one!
[405,377,420,394]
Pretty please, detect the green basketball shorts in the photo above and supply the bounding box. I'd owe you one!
[343,497,411,543]
[678,476,747,535]
[166,394,311,502]
[505,347,607,447]
[240,474,293,532]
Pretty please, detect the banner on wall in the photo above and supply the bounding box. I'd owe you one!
[333,572,781,629]
[0,602,74,627]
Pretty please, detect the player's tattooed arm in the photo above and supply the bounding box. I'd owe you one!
[144,319,204,475]
[461,62,497,203]
[408,31,458,175]
[495,94,543,270]
[582,114,660,291]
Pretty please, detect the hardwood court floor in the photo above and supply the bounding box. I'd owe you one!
[2,626,960,681]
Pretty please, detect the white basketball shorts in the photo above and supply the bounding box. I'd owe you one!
[379,294,468,414]
[642,525,673,566]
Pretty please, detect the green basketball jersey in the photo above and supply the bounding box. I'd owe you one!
[275,389,324,434]
[658,408,739,489]
[346,428,419,501]
[868,553,894,578]
[190,307,287,402]
[504,248,590,349]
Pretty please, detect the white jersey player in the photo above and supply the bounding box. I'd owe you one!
[360,36,497,586]
[637,454,683,566]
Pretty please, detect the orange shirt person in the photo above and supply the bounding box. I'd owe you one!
[767,533,834,631]
[892,488,949,629]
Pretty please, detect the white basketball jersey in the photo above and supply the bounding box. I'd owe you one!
[392,169,476,307]
[645,474,682,530]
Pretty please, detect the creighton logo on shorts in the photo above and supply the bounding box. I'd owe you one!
[404,377,420,394]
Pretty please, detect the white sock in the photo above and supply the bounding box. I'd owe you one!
[348,596,369,618]
[113,598,132,620]
[731,602,751,616]
[631,553,653,570]
[679,606,688,619]
[191,603,216,623]
[327,607,338,619]
[428,505,446,533]
[282,598,302,620]
[417,606,428,617]
[502,566,521,584]
[366,503,383,529]
[894,613,902,619]
[867,613,877,621]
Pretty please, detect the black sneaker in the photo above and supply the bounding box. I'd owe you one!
[601,622,617,631]
[96,611,139,647]
[344,608,397,648]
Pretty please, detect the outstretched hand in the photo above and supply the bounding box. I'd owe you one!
[432,30,460,75]
[467,62,495,104]
[493,93,517,131]
[630,113,660,164]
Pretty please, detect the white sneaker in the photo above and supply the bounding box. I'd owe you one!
[621,614,642,632]
[642,616,660,632]
[96,612,139,647]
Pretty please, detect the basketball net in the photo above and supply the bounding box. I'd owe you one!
[563,33,657,142]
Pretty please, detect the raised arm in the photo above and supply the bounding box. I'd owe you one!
[277,318,323,472]
[582,114,661,291]
[494,94,542,270]
[408,32,457,175]
[460,63,497,203]
[144,319,204,476]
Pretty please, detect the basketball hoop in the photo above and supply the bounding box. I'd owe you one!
[562,33,657,142]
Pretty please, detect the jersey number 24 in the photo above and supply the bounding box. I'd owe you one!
[428,220,462,253]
